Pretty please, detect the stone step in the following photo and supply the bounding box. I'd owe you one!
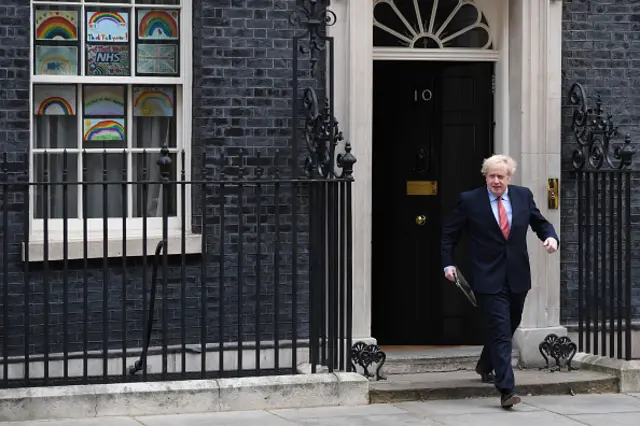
[369,368,619,404]
[381,346,519,376]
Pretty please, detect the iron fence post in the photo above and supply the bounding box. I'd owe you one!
[157,144,172,380]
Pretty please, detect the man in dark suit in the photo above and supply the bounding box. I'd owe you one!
[441,154,558,408]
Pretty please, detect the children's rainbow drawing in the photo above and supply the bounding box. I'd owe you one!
[88,11,126,27]
[34,85,76,116]
[35,11,78,41]
[87,11,129,43]
[84,86,125,116]
[133,87,174,116]
[137,10,179,40]
[84,118,126,141]
[38,97,74,115]
[35,46,78,75]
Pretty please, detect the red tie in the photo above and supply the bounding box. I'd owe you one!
[498,197,510,239]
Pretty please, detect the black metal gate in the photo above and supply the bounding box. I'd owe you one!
[567,82,636,360]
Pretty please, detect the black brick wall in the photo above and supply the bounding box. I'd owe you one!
[561,0,640,323]
[0,0,29,163]
[0,0,326,363]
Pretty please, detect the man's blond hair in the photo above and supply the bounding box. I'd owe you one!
[481,154,517,177]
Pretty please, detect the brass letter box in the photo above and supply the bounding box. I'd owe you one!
[406,181,438,196]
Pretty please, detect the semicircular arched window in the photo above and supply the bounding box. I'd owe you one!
[373,0,493,49]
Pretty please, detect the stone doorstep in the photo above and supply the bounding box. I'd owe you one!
[382,346,520,375]
[368,368,619,404]
[0,372,370,423]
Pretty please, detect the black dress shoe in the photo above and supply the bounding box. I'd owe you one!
[500,392,521,409]
[475,365,495,383]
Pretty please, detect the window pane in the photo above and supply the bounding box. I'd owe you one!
[34,153,79,219]
[33,85,78,149]
[83,118,127,149]
[87,44,131,76]
[133,86,176,148]
[136,9,179,40]
[82,85,127,149]
[34,7,81,76]
[83,153,127,218]
[135,9,180,76]
[132,152,177,218]
[83,85,126,116]
[86,9,131,76]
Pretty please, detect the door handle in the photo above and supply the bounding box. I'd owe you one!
[415,215,427,226]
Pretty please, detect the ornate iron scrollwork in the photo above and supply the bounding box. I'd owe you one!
[538,333,578,372]
[350,341,387,381]
[569,82,635,171]
[291,1,356,180]
[302,87,356,179]
[290,0,336,75]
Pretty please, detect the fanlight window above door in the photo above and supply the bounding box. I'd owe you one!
[373,0,493,49]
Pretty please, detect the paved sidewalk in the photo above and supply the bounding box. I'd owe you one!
[3,393,640,425]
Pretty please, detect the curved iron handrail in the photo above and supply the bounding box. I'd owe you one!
[128,240,166,376]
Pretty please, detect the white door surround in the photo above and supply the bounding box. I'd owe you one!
[329,0,563,367]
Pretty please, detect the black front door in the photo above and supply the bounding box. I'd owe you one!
[372,61,493,346]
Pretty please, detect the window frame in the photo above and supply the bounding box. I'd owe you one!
[28,0,194,250]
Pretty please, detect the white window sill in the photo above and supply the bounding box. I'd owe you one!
[23,233,203,263]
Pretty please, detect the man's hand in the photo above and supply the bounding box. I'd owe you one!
[543,237,558,254]
[444,266,458,282]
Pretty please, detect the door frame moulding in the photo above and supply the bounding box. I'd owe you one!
[330,0,512,341]
[373,47,499,62]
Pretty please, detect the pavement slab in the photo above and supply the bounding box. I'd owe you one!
[393,397,540,415]
[522,394,640,415]
[0,418,141,426]
[136,411,296,426]
[288,413,445,426]
[269,404,408,420]
[3,394,640,426]
[568,412,640,426]
[429,410,588,426]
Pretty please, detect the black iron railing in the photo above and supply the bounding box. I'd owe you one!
[567,82,637,361]
[0,145,355,388]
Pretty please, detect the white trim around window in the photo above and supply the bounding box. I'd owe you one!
[27,0,198,261]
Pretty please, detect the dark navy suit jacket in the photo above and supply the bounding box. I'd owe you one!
[441,185,559,295]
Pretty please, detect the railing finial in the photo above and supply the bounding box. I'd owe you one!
[157,143,172,177]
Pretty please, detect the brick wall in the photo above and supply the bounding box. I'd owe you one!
[0,0,30,164]
[190,0,321,346]
[1,0,326,364]
[561,0,640,322]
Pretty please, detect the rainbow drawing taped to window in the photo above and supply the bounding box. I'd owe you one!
[84,86,125,116]
[137,10,179,40]
[35,10,78,41]
[34,85,77,116]
[87,11,129,43]
[35,46,78,75]
[84,119,126,141]
[133,87,174,117]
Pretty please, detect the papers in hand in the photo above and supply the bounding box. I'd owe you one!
[453,267,477,308]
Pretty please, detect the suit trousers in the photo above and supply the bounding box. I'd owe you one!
[475,281,528,395]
